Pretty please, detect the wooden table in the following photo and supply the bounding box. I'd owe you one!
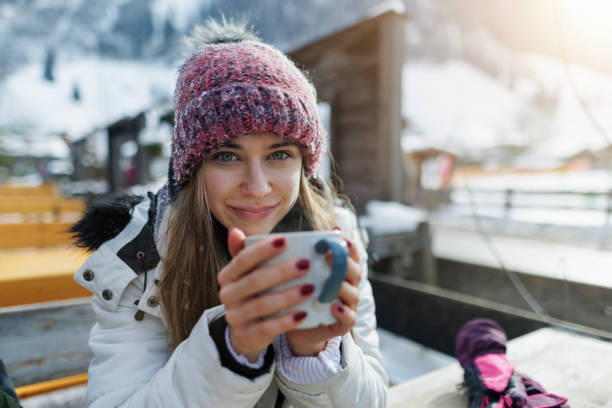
[388,328,612,408]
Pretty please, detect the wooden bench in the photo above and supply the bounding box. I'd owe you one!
[0,299,93,390]
[0,182,84,222]
[0,198,84,222]
[0,222,75,249]
[0,185,88,305]
[0,183,56,197]
[387,327,612,408]
[0,247,89,307]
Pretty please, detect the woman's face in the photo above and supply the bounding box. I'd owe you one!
[203,132,302,236]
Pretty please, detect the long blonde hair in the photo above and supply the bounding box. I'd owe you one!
[159,164,339,349]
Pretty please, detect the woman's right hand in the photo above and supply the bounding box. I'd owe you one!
[217,227,315,362]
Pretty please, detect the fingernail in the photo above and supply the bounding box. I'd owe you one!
[300,284,315,296]
[294,311,307,322]
[344,239,352,249]
[272,237,286,248]
[296,259,310,270]
[332,226,341,231]
[336,304,345,313]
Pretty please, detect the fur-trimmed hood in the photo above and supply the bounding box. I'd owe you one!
[71,192,162,277]
[70,194,145,252]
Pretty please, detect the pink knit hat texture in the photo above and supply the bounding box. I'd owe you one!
[171,40,326,186]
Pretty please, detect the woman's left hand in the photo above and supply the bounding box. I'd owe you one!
[285,236,362,356]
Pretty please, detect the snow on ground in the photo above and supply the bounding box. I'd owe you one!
[402,60,529,155]
[431,221,612,289]
[402,56,612,165]
[452,169,612,192]
[428,169,612,287]
[377,327,454,385]
[1,133,69,159]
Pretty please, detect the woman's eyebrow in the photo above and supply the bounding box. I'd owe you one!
[223,142,242,149]
[269,141,294,149]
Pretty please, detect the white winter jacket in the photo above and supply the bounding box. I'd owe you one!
[74,194,388,407]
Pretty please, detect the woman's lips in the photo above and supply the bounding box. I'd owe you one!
[229,204,278,220]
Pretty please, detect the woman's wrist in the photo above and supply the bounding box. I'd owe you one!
[228,326,264,363]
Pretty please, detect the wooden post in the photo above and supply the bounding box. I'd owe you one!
[419,221,437,285]
[378,12,407,203]
[504,188,513,219]
[603,189,612,249]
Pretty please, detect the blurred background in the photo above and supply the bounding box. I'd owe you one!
[1,0,612,406]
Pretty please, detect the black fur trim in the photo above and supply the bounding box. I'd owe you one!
[70,195,144,251]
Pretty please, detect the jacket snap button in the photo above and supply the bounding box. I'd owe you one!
[102,289,113,300]
[147,296,158,308]
[83,269,94,281]
[134,310,145,321]
[136,251,145,259]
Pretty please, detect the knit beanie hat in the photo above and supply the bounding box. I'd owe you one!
[169,19,327,195]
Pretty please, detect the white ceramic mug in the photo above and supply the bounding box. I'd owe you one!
[244,230,348,329]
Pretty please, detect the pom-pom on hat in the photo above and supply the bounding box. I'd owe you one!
[170,18,326,193]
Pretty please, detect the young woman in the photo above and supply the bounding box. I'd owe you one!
[72,19,388,407]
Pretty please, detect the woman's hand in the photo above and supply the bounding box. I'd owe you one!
[217,227,315,362]
[285,236,362,356]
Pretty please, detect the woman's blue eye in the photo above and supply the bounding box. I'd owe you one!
[214,152,236,162]
[269,151,290,160]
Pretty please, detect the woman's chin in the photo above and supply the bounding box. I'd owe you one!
[239,223,275,237]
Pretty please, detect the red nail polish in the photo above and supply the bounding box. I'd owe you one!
[296,259,310,270]
[272,238,286,248]
[300,284,315,296]
[294,311,307,322]
[336,304,344,313]
[332,226,341,231]
[344,239,352,249]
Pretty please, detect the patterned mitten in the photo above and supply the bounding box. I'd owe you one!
[456,319,569,408]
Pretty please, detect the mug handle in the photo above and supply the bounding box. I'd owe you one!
[314,238,348,303]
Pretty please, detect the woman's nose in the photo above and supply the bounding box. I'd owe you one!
[241,162,272,198]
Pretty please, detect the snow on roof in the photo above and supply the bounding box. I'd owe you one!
[360,200,426,235]
[0,56,176,144]
[365,0,406,20]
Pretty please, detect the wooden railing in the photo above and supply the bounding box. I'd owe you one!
[450,188,612,221]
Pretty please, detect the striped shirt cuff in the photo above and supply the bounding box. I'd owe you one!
[273,334,342,384]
